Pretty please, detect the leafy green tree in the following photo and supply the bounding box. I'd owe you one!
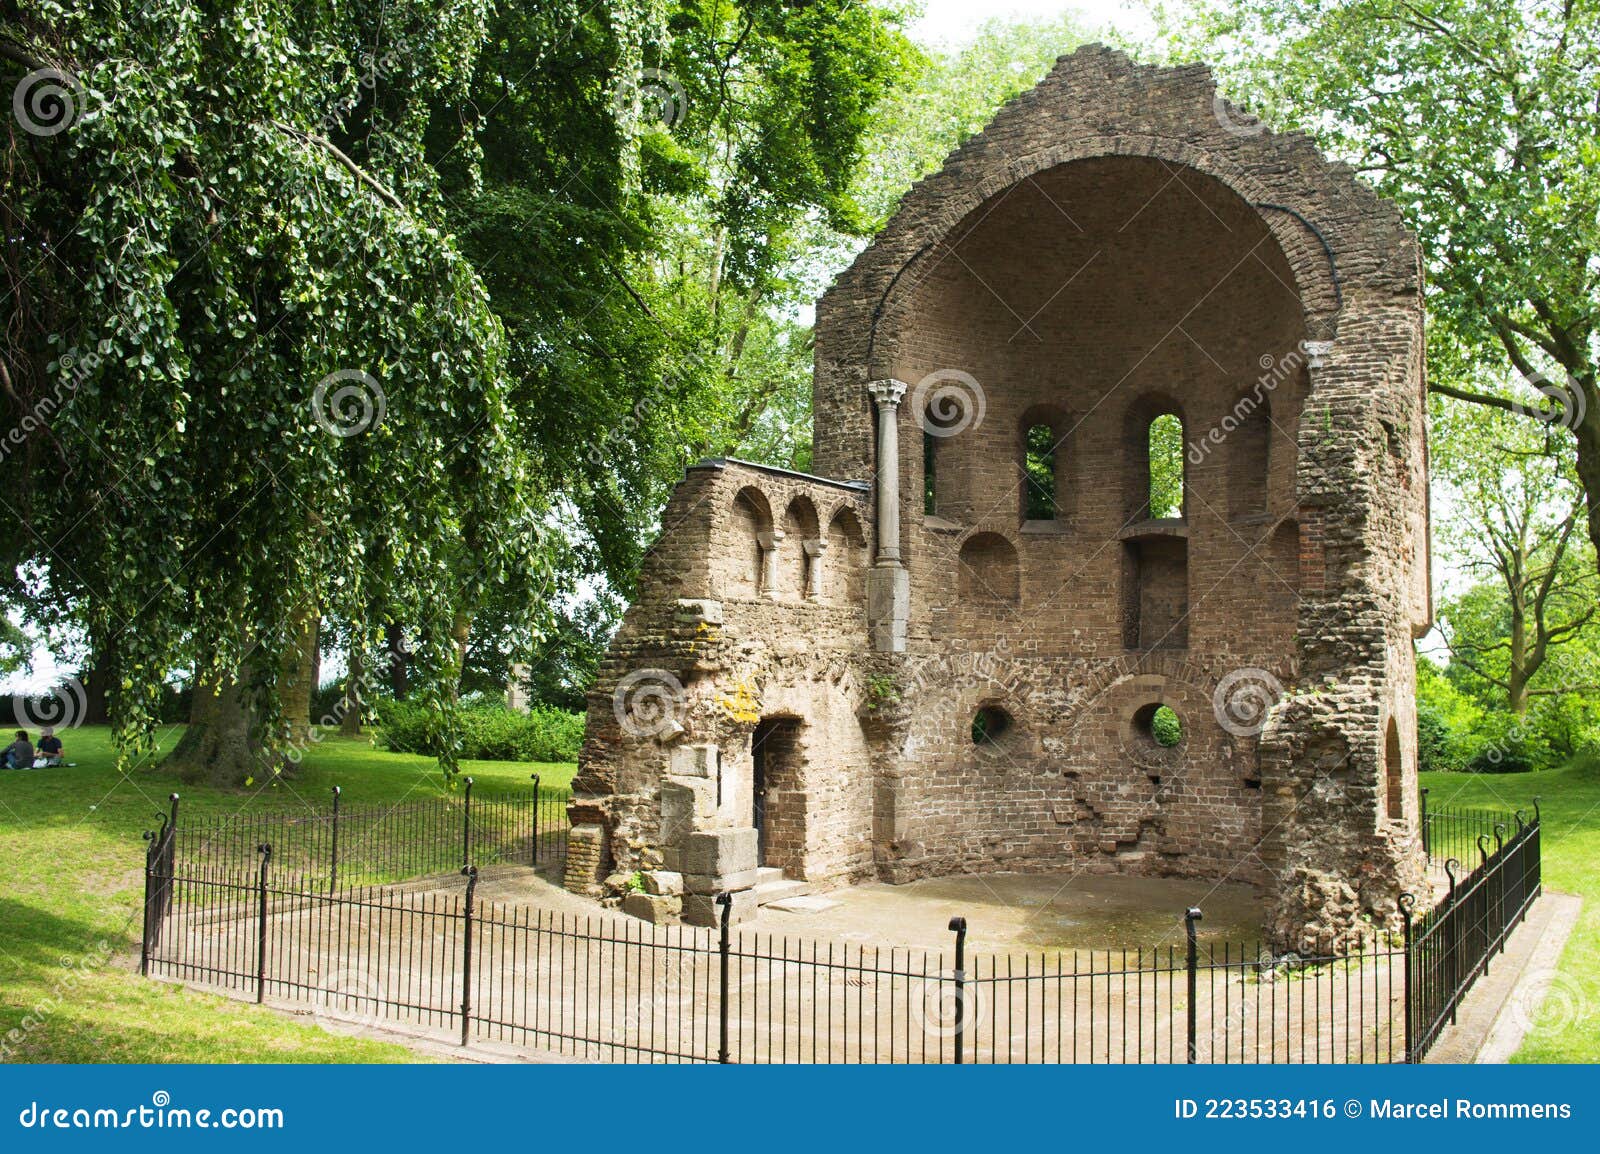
[1432,398,1600,716]
[1159,0,1600,571]
[2,1,543,782]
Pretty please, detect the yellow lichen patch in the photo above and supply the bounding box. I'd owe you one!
[716,681,761,724]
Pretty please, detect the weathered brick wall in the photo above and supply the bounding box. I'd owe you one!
[573,46,1429,946]
[567,460,878,902]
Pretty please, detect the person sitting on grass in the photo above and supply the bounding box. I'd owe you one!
[2,730,34,769]
[35,727,63,767]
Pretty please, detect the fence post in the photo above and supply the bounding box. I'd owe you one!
[716,892,733,1063]
[948,916,968,1064]
[1184,907,1202,1064]
[529,773,541,866]
[329,786,341,892]
[1419,788,1429,856]
[140,830,158,976]
[255,843,272,1004]
[157,793,179,921]
[460,865,478,1046]
[1399,892,1415,1064]
[462,776,475,868]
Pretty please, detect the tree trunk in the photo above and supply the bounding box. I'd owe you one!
[340,642,363,736]
[280,606,318,747]
[81,633,117,726]
[1507,602,1529,715]
[1575,412,1600,581]
[160,674,268,787]
[449,608,474,701]
[386,622,408,699]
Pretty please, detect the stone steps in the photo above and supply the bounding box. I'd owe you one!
[750,867,814,907]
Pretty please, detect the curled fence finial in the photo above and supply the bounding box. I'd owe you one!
[1515,808,1527,831]
[1444,858,1459,901]
[1477,834,1491,864]
[1533,796,1542,823]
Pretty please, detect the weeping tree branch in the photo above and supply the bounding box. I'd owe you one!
[269,120,405,213]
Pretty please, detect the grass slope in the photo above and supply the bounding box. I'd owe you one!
[0,724,574,1063]
[1419,757,1600,1062]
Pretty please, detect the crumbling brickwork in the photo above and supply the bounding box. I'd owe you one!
[569,47,1429,946]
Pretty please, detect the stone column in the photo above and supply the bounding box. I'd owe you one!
[867,379,907,563]
[866,379,910,651]
[802,538,825,600]
[756,528,784,599]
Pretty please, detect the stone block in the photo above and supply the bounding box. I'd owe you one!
[622,892,682,924]
[683,827,758,877]
[675,598,724,625]
[682,889,758,928]
[644,870,684,896]
[668,743,721,779]
[684,868,759,895]
[660,779,716,845]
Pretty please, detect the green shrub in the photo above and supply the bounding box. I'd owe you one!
[376,700,583,762]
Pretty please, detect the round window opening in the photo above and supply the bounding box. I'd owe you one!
[971,705,1012,746]
[1134,703,1183,748]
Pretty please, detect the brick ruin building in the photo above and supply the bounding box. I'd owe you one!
[566,47,1431,950]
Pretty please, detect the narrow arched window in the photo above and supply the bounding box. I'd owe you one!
[1148,413,1184,519]
[923,429,937,516]
[1024,424,1057,520]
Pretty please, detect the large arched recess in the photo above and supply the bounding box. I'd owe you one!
[874,156,1308,628]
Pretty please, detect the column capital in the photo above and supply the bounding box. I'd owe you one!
[867,378,908,407]
[1303,340,1334,370]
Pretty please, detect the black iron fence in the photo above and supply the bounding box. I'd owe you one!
[145,777,571,894]
[1404,800,1543,1059]
[1419,791,1531,872]
[138,798,1539,1064]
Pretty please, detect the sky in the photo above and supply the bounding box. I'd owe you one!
[911,0,1157,46]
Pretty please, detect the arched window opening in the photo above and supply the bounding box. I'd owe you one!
[1024,423,1058,520]
[923,429,938,516]
[1384,718,1404,821]
[958,532,1020,603]
[1148,413,1185,519]
[1134,703,1184,748]
[971,704,1012,746]
[1227,396,1271,520]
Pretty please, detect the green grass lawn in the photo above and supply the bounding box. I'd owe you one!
[1420,756,1600,1063]
[0,724,575,1063]
[3,722,1593,1064]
